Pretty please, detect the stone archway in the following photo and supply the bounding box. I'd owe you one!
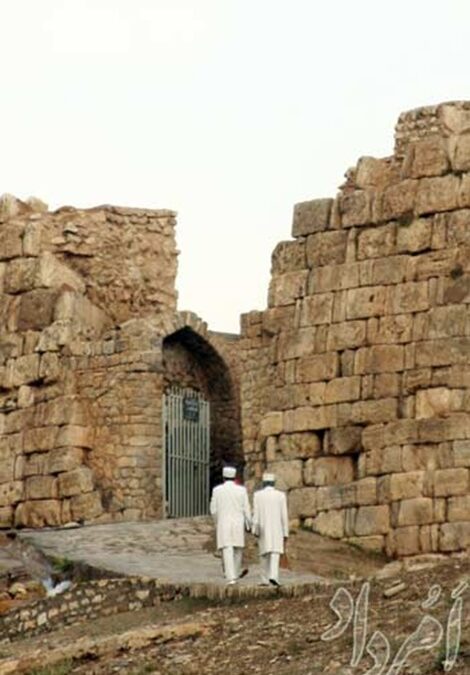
[162,320,242,502]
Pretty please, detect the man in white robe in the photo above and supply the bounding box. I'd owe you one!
[210,466,251,585]
[252,472,289,587]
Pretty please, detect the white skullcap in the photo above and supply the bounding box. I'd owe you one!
[262,472,275,482]
[223,466,236,478]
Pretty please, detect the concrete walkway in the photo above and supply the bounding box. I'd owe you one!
[20,517,326,587]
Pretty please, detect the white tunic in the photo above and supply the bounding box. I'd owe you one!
[210,481,252,550]
[252,486,289,555]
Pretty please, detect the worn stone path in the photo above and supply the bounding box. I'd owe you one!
[20,517,327,587]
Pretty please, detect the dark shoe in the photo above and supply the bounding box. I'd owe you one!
[269,578,280,587]
[239,568,249,579]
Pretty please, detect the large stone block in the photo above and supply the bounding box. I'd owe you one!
[259,412,283,438]
[0,223,24,260]
[416,388,452,419]
[312,509,344,538]
[432,468,469,497]
[324,377,361,404]
[354,345,404,374]
[268,271,308,307]
[306,231,348,267]
[15,499,62,527]
[355,505,390,535]
[450,134,470,172]
[355,477,377,505]
[70,491,103,522]
[278,432,321,459]
[283,406,336,433]
[415,175,460,215]
[338,190,372,228]
[379,180,417,221]
[299,293,334,326]
[277,328,316,360]
[447,495,470,522]
[0,481,23,506]
[402,137,449,178]
[439,522,470,551]
[4,354,40,388]
[23,426,59,453]
[4,258,37,293]
[454,440,470,467]
[288,487,317,518]
[17,289,58,331]
[387,526,420,556]
[271,240,306,275]
[402,444,451,472]
[56,425,94,449]
[416,338,470,368]
[292,199,333,237]
[296,352,339,383]
[366,255,413,286]
[378,471,424,502]
[355,156,394,189]
[309,263,360,293]
[266,460,303,490]
[327,320,366,351]
[304,456,354,486]
[0,506,13,527]
[25,475,58,500]
[346,286,387,320]
[357,223,396,259]
[58,467,94,497]
[326,426,362,455]
[397,498,434,526]
[386,281,429,314]
[396,219,432,253]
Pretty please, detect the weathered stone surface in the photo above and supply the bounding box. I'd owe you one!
[396,219,432,253]
[299,293,334,326]
[447,495,470,522]
[0,223,23,260]
[355,505,390,536]
[326,426,362,455]
[296,353,339,383]
[306,231,348,267]
[266,460,303,490]
[338,190,372,228]
[268,271,308,306]
[283,406,336,433]
[416,388,452,419]
[17,290,58,331]
[402,138,449,178]
[15,499,61,527]
[397,498,434,526]
[431,468,469,497]
[379,180,417,221]
[357,224,396,260]
[304,457,354,486]
[312,509,344,538]
[70,491,103,521]
[278,432,321,459]
[415,175,460,215]
[25,475,58,500]
[58,467,94,497]
[378,472,424,502]
[292,199,332,237]
[288,487,317,518]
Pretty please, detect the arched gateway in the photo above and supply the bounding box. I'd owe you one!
[161,320,242,518]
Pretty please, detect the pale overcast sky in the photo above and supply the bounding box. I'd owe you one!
[1,0,469,332]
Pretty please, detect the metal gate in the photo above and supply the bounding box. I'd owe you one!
[163,386,210,518]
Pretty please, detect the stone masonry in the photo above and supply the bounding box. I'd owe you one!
[241,101,470,558]
[0,199,241,528]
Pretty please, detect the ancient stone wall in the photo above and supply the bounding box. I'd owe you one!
[0,199,240,527]
[241,101,470,558]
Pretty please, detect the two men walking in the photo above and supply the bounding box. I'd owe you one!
[210,467,289,586]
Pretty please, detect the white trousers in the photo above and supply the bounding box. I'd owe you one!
[222,546,243,582]
[260,552,280,584]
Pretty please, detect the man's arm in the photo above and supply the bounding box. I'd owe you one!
[252,492,260,536]
[281,492,289,539]
[243,487,252,530]
[209,488,217,518]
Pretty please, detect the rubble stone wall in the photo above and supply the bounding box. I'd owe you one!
[241,101,470,558]
[0,202,240,527]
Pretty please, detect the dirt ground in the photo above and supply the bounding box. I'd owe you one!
[1,556,469,675]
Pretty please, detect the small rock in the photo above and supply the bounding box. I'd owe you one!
[374,560,403,580]
[8,582,28,597]
[383,582,406,598]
